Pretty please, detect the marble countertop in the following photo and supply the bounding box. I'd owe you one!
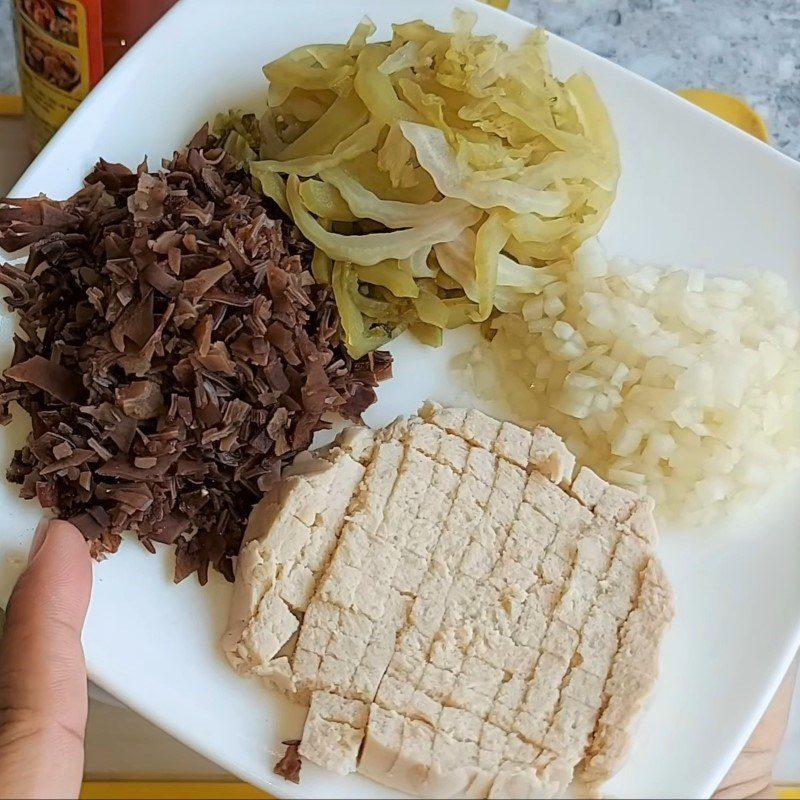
[0,0,15,96]
[1,0,799,159]
[0,0,798,787]
[509,0,800,160]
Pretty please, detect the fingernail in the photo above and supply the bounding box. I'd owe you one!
[28,518,51,565]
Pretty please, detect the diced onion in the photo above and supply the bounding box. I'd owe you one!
[465,242,800,523]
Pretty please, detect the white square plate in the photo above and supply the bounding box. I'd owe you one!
[1,1,799,797]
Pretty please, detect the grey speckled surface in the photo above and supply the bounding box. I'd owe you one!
[0,0,15,95]
[509,0,800,159]
[1,0,799,158]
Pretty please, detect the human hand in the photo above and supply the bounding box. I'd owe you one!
[0,520,92,800]
[714,657,798,799]
[0,521,794,800]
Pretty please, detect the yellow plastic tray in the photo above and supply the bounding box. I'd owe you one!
[0,94,23,117]
[78,782,799,798]
[80,783,270,799]
[677,88,768,143]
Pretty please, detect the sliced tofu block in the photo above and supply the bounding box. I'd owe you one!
[579,559,675,786]
[359,705,405,783]
[299,691,369,776]
[386,717,435,795]
[223,449,364,670]
[225,405,673,799]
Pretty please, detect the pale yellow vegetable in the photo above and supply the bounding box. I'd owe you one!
[241,11,620,356]
[306,46,354,71]
[401,246,436,278]
[435,230,559,309]
[465,242,800,523]
[342,151,438,203]
[391,19,449,49]
[263,53,352,94]
[249,165,290,216]
[505,236,570,264]
[347,18,377,55]
[332,262,393,358]
[357,262,420,297]
[253,120,382,177]
[415,284,481,329]
[410,321,444,348]
[507,213,577,244]
[379,41,422,75]
[311,241,332,285]
[399,121,571,216]
[518,150,615,192]
[286,175,482,266]
[434,232,480,301]
[413,287,450,328]
[354,45,423,127]
[566,73,620,170]
[320,167,471,229]
[299,179,358,222]
[280,91,330,123]
[474,210,511,319]
[258,109,287,159]
[277,91,367,161]
[352,291,402,321]
[376,123,415,188]
[397,79,453,137]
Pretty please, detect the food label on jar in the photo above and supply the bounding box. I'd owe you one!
[12,0,103,153]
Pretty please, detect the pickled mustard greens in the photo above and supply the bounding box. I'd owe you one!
[217,12,620,356]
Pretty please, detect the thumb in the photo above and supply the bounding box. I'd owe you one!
[0,520,93,800]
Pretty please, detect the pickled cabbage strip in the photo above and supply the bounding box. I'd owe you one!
[414,286,478,329]
[507,213,577,244]
[434,232,479,303]
[299,179,358,222]
[519,151,617,192]
[410,321,444,348]
[253,120,382,177]
[332,262,393,358]
[402,246,436,278]
[263,59,352,94]
[376,123,416,189]
[566,73,619,167]
[277,91,367,161]
[379,42,422,75]
[354,45,424,127]
[311,239,333,285]
[347,18,377,54]
[497,256,560,293]
[249,164,290,216]
[476,213,511,319]
[286,175,482,265]
[342,150,438,203]
[357,263,420,297]
[436,230,558,305]
[399,122,571,216]
[243,11,620,356]
[321,167,471,228]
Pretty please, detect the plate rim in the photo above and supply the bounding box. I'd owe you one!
[4,0,800,797]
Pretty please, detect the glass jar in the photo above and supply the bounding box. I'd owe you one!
[12,0,178,153]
